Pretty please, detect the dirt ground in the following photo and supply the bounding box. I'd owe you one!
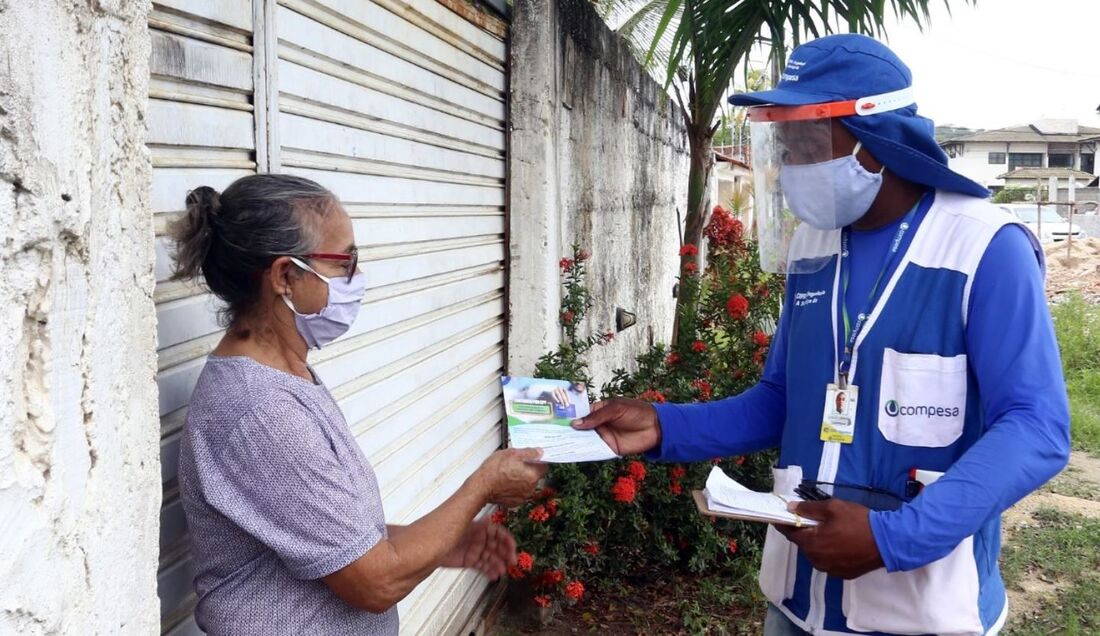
[1002,451,1100,624]
[1044,238,1100,302]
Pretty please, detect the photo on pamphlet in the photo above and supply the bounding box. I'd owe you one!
[500,376,616,462]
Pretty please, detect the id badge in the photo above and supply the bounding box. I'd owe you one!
[820,383,858,444]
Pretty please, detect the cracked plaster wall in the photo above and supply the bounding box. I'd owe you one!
[0,1,159,633]
[508,0,690,384]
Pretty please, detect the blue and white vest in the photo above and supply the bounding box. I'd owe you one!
[762,191,1040,635]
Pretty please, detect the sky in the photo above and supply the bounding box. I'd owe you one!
[724,0,1100,132]
[880,0,1100,130]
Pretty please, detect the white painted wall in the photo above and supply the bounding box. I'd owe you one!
[947,141,1010,187]
[947,140,1054,188]
[0,1,160,633]
[509,0,690,386]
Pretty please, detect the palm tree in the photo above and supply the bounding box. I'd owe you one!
[596,0,969,345]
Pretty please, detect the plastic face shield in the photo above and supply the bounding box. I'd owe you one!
[744,88,916,274]
[749,112,834,274]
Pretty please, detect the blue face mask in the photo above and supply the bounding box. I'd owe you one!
[779,141,884,230]
[282,257,367,350]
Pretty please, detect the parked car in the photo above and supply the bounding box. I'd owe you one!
[997,203,1088,243]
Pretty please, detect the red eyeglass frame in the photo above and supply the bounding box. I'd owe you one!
[295,252,359,283]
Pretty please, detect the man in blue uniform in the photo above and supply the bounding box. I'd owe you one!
[574,34,1069,635]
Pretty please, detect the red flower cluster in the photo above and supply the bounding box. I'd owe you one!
[754,282,770,298]
[669,465,686,480]
[510,551,535,579]
[533,594,551,608]
[577,249,590,262]
[537,487,557,499]
[627,460,647,482]
[665,352,681,366]
[727,539,739,554]
[727,294,749,320]
[564,580,585,601]
[669,481,683,496]
[683,261,698,274]
[691,340,707,353]
[679,243,699,257]
[753,331,770,347]
[736,455,746,466]
[541,569,565,586]
[693,378,713,401]
[559,257,574,272]
[560,310,575,325]
[705,205,745,248]
[529,505,550,523]
[752,348,766,367]
[547,499,559,516]
[583,542,600,555]
[639,389,667,403]
[490,508,507,525]
[611,476,637,503]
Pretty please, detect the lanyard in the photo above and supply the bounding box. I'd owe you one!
[837,193,930,386]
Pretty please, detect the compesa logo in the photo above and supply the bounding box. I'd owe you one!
[883,398,959,419]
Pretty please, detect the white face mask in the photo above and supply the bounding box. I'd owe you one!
[779,141,885,230]
[282,257,367,349]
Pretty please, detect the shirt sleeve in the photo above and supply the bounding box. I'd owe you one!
[870,224,1071,572]
[646,299,790,462]
[194,394,385,580]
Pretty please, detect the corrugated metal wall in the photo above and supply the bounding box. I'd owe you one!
[149,2,257,634]
[149,0,508,633]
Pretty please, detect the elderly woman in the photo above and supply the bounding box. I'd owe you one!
[172,174,545,635]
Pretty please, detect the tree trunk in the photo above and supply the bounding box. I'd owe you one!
[671,118,714,347]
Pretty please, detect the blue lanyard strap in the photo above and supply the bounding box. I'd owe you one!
[838,193,931,380]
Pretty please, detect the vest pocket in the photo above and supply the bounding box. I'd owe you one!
[758,466,802,604]
[877,348,968,448]
[842,537,983,635]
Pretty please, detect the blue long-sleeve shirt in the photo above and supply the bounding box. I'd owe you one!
[650,221,1070,572]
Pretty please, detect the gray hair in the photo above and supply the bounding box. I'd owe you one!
[170,174,336,326]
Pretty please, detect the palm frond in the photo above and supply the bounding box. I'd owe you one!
[605,0,972,131]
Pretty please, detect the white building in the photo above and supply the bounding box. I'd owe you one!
[940,119,1100,191]
[711,150,754,226]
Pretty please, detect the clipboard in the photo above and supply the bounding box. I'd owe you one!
[691,490,815,528]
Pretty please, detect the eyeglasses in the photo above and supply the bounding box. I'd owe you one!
[795,479,906,512]
[290,251,359,283]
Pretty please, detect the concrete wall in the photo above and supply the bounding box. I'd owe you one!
[1074,215,1100,238]
[0,1,160,633]
[508,0,690,386]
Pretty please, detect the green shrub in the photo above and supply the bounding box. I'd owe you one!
[1053,294,1100,454]
[992,186,1040,204]
[503,206,784,610]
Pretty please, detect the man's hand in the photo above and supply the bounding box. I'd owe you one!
[775,499,885,580]
[441,517,517,580]
[570,398,661,456]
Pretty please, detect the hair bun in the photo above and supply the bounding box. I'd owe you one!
[171,186,223,281]
[186,185,222,221]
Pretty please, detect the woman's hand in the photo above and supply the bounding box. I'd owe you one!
[441,516,517,579]
[475,448,547,507]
